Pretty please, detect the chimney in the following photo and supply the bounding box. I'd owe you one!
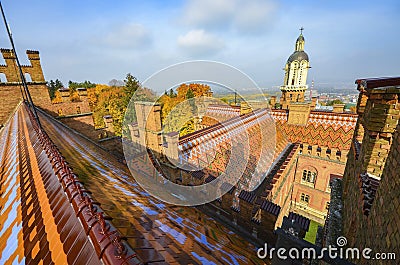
[288,103,311,126]
[103,115,114,133]
[163,131,179,163]
[240,101,252,115]
[333,104,345,113]
[311,97,317,110]
[270,96,277,109]
[59,88,70,103]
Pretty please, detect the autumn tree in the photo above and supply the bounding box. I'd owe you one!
[51,90,63,104]
[176,83,210,100]
[90,74,156,137]
[349,105,357,113]
[69,89,81,102]
[159,83,211,136]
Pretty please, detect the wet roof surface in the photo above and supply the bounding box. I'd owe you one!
[0,106,102,264]
[38,110,264,264]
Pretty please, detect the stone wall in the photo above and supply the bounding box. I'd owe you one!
[342,78,400,264]
[0,84,22,125]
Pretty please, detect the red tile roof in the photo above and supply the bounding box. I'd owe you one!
[0,104,141,265]
[271,110,357,150]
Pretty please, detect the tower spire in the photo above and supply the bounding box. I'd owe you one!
[295,28,305,52]
[280,29,310,109]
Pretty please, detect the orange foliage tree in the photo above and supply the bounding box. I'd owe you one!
[51,90,63,104]
[158,83,211,136]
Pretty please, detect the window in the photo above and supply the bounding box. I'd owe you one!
[24,73,32,82]
[300,193,310,204]
[0,73,7,83]
[326,149,331,154]
[302,170,317,183]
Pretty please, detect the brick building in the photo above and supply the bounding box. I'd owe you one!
[0,48,50,125]
[330,77,400,264]
[126,32,358,249]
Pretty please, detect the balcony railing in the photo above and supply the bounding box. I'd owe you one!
[280,85,308,91]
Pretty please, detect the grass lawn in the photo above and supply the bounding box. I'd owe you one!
[304,220,323,244]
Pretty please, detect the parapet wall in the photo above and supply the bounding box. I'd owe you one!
[342,77,400,264]
[0,48,50,125]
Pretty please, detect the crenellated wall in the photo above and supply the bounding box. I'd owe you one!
[0,48,50,125]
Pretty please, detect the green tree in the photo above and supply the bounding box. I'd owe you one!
[123,73,140,105]
[169,88,177,98]
[68,80,96,90]
[186,88,195,99]
[326,99,344,106]
[46,79,64,100]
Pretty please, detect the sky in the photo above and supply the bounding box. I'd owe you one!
[0,0,399,90]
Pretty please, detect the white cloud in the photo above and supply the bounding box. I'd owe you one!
[183,0,235,29]
[233,1,276,33]
[177,29,225,56]
[103,23,152,49]
[182,0,277,33]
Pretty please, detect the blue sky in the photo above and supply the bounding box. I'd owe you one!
[0,0,399,90]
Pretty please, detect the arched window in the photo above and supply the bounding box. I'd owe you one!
[24,73,32,82]
[301,167,317,186]
[0,73,7,83]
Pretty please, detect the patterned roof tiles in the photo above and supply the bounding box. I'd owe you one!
[271,109,357,150]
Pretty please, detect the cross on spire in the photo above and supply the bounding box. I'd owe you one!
[300,27,304,35]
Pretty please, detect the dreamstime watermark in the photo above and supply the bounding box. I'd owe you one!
[122,61,276,206]
[257,236,397,261]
